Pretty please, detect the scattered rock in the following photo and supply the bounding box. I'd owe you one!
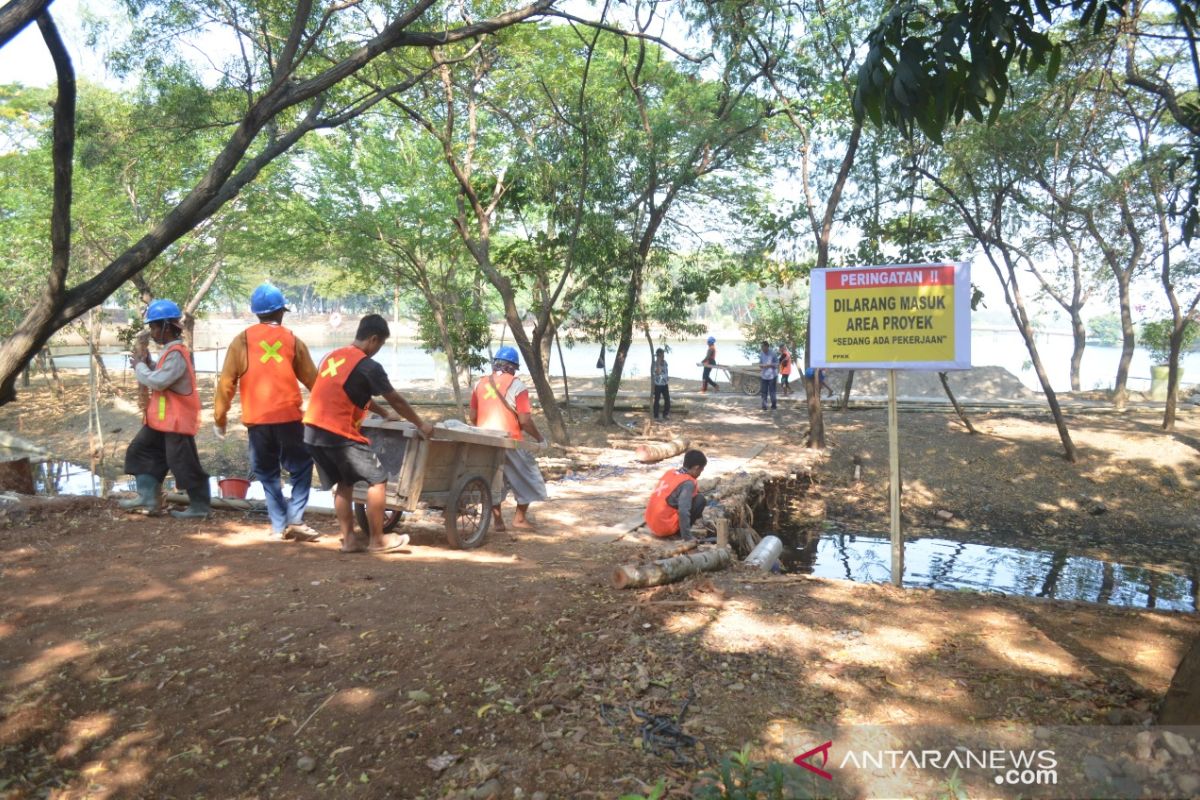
[1135,731,1156,761]
[1082,755,1111,781]
[472,778,502,799]
[729,682,746,691]
[531,792,548,800]
[296,755,316,773]
[1177,774,1200,795]
[934,509,954,521]
[1088,503,1108,516]
[408,689,432,704]
[426,752,459,774]
[1162,731,1194,757]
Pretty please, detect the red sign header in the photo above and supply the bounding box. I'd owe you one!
[826,266,955,290]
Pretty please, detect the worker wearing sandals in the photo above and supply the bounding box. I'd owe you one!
[469,346,548,533]
[303,314,434,554]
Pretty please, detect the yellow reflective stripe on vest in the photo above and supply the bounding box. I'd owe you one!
[158,396,167,419]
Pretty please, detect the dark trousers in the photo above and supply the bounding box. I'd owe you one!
[652,384,671,418]
[760,377,777,409]
[701,367,718,390]
[672,492,707,533]
[248,421,314,534]
[124,425,208,490]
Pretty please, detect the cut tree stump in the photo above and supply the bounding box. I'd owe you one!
[611,547,732,589]
[634,436,689,464]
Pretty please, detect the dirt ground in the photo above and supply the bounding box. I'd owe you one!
[1,368,1199,799]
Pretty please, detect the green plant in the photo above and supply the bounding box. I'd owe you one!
[692,745,823,800]
[619,779,666,800]
[1140,318,1199,365]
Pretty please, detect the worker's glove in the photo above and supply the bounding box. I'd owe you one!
[213,423,226,441]
[535,437,550,450]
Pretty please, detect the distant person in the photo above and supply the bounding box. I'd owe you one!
[651,348,671,420]
[699,336,719,393]
[779,346,793,396]
[469,346,548,532]
[644,449,708,539]
[213,284,321,543]
[328,310,342,332]
[303,314,434,554]
[759,340,779,411]
[119,299,210,520]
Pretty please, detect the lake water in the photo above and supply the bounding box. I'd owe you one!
[776,523,1197,613]
[50,328,1200,394]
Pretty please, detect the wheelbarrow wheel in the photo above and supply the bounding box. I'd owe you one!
[353,503,404,535]
[740,374,760,396]
[445,474,492,549]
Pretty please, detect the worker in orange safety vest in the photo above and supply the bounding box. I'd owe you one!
[214,284,323,543]
[644,449,708,538]
[119,299,209,519]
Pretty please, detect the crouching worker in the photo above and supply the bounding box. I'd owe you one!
[303,314,434,554]
[469,346,547,531]
[644,449,707,539]
[120,299,210,519]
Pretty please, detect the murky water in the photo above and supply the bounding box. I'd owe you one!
[16,456,334,510]
[776,523,1198,613]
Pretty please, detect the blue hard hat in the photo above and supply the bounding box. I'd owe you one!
[494,345,520,368]
[145,299,182,323]
[250,284,287,315]
[706,336,716,345]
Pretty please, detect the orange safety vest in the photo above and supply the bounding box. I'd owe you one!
[240,323,304,425]
[302,346,370,444]
[472,372,523,439]
[644,468,698,537]
[780,351,792,375]
[146,343,200,436]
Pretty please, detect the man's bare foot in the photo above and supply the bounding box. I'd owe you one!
[511,518,535,531]
[491,511,506,532]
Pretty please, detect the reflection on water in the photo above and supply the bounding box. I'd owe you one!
[24,458,334,510]
[778,523,1198,613]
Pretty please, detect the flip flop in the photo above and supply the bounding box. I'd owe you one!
[368,533,411,554]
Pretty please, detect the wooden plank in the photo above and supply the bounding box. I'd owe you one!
[887,369,903,587]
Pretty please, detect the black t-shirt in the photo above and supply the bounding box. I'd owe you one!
[304,357,394,446]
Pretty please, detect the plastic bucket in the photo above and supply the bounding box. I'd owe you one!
[218,477,251,499]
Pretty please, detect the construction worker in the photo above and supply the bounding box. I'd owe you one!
[213,284,321,542]
[644,449,708,539]
[303,314,434,554]
[119,299,210,519]
[699,336,719,392]
[469,346,547,531]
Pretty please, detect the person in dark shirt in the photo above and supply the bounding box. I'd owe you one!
[303,314,433,554]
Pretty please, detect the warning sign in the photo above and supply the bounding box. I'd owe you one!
[810,262,971,370]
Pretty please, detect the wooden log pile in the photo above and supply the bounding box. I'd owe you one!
[611,546,732,589]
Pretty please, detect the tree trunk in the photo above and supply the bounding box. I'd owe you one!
[1069,312,1086,393]
[1113,274,1135,409]
[938,371,976,434]
[1160,636,1200,724]
[839,369,854,410]
[635,435,689,464]
[602,249,646,426]
[611,547,732,589]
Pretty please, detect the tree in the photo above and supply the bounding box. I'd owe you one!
[0,0,560,405]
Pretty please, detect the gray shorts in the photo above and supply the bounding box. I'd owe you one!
[499,448,547,505]
[307,442,388,490]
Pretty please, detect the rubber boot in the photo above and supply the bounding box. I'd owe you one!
[171,482,211,520]
[118,474,162,515]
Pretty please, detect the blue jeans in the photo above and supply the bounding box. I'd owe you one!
[248,421,313,534]
[760,377,777,409]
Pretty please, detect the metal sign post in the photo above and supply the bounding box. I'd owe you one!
[887,369,902,586]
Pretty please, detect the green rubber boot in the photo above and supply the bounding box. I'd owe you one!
[170,482,211,520]
[118,474,162,515]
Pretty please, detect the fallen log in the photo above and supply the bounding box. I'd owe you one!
[611,547,732,589]
[634,435,689,464]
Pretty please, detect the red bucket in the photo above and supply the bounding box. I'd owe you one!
[218,477,251,499]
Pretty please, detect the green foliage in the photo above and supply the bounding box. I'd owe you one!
[1088,313,1123,346]
[738,293,809,361]
[1140,318,1200,365]
[692,745,822,800]
[618,779,666,800]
